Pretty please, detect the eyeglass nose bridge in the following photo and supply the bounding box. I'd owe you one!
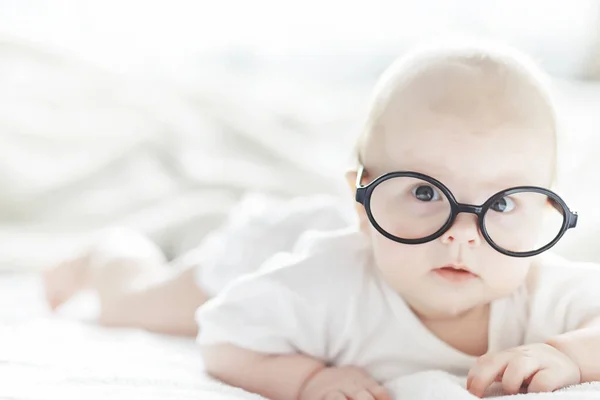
[456,203,484,216]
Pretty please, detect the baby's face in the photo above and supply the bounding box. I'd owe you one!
[354,97,555,319]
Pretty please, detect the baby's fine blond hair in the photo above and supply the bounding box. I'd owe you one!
[353,38,559,183]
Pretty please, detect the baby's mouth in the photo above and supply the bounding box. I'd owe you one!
[432,264,478,283]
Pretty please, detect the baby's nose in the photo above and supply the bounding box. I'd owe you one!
[440,213,482,246]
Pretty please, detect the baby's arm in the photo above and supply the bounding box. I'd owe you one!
[468,258,600,397]
[197,230,390,399]
[202,343,324,400]
[546,317,600,383]
[530,261,600,384]
[467,319,600,398]
[202,343,391,400]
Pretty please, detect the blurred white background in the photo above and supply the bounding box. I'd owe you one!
[2,0,599,77]
[1,0,599,269]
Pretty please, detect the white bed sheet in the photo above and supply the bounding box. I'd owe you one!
[0,273,266,400]
[4,273,600,399]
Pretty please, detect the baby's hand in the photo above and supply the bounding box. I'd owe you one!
[466,343,581,397]
[299,366,392,400]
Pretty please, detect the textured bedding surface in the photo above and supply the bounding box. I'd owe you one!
[0,273,266,400]
[4,274,600,399]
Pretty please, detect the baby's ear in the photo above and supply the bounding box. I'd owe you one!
[345,170,370,234]
[345,170,358,192]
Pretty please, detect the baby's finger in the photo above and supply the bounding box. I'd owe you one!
[467,352,512,397]
[502,356,540,395]
[368,385,393,400]
[349,389,375,400]
[527,369,567,393]
[323,391,348,400]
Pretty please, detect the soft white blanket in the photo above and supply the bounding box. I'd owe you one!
[2,274,600,400]
[386,371,600,399]
[0,274,261,400]
[2,32,600,271]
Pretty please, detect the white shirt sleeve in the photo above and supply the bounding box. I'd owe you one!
[525,253,600,343]
[191,193,350,296]
[195,229,365,358]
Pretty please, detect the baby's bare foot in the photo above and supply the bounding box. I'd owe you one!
[42,228,167,311]
[42,252,92,310]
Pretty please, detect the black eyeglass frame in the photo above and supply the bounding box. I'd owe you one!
[354,165,578,258]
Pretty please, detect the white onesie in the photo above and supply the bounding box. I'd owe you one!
[195,197,600,384]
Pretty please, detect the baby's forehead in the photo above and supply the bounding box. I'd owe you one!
[374,53,550,124]
[380,125,553,185]
[358,43,557,187]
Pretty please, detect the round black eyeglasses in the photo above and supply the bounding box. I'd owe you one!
[354,166,578,257]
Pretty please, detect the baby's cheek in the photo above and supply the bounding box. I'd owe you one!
[372,237,426,286]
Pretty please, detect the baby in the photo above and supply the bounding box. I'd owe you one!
[197,42,600,399]
[42,41,600,399]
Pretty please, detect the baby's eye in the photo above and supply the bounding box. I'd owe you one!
[490,196,515,213]
[412,185,441,202]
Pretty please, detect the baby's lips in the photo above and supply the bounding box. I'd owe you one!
[436,263,479,276]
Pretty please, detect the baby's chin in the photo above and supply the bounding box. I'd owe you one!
[403,283,488,319]
[412,298,483,320]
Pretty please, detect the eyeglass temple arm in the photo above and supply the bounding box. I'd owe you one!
[355,166,366,203]
[356,165,365,188]
[549,198,578,228]
[568,211,578,228]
